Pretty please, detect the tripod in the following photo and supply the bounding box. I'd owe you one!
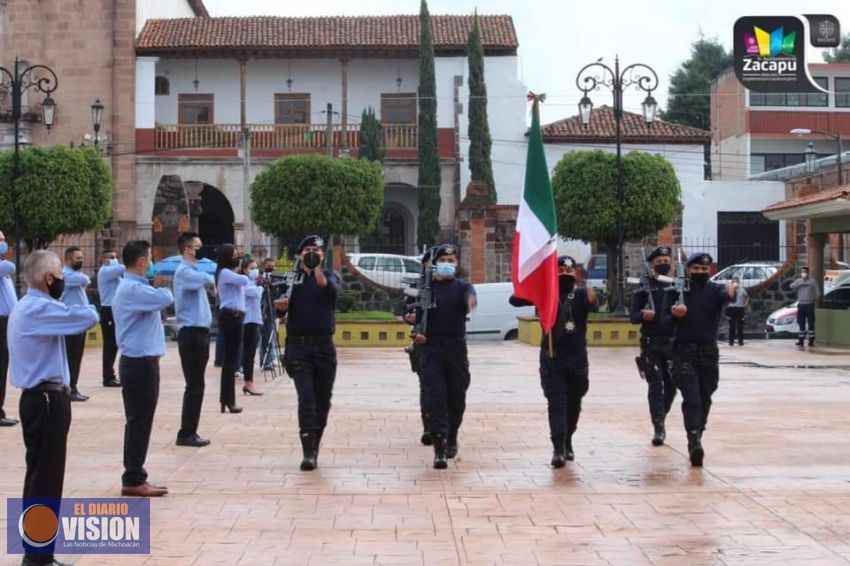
[260,286,283,380]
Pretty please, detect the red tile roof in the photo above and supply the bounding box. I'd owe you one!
[136,15,518,56]
[539,106,710,144]
[764,187,850,212]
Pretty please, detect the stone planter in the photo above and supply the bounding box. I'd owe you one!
[278,319,411,347]
[517,316,640,347]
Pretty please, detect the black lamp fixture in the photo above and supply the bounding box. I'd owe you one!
[578,94,593,126]
[804,142,817,176]
[193,59,200,92]
[41,96,56,130]
[286,61,293,92]
[91,98,104,146]
[641,94,658,125]
[396,61,403,91]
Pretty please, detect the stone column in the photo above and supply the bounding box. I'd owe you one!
[808,230,827,294]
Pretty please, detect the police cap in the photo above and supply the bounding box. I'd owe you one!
[297,235,325,253]
[686,252,713,267]
[646,246,672,262]
[557,255,576,268]
[433,244,459,261]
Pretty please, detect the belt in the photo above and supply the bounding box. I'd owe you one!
[121,355,161,362]
[24,382,70,394]
[220,308,245,318]
[286,334,333,345]
[179,326,209,333]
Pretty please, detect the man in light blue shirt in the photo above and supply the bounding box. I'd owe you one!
[173,232,214,447]
[9,250,98,565]
[112,240,174,498]
[0,230,18,427]
[97,249,124,388]
[61,246,92,402]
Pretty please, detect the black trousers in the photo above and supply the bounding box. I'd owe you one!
[641,339,676,424]
[20,386,71,564]
[65,332,86,391]
[120,356,160,487]
[421,336,470,438]
[797,303,816,340]
[100,306,119,383]
[671,342,719,434]
[218,310,244,406]
[177,327,210,439]
[415,350,429,432]
[539,348,589,436]
[242,323,261,383]
[0,316,8,419]
[285,339,337,433]
[727,306,745,345]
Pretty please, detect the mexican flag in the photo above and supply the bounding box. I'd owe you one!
[511,93,559,333]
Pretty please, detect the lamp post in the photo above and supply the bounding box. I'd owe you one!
[804,143,817,179]
[91,99,104,147]
[790,128,844,186]
[575,56,658,316]
[0,58,58,293]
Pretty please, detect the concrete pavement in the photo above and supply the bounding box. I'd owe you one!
[2,338,850,565]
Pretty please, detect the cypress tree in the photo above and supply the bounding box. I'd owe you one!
[467,12,496,202]
[358,107,384,163]
[416,0,441,247]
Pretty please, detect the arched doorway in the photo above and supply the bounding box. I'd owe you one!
[197,184,234,259]
[151,175,189,261]
[360,204,412,255]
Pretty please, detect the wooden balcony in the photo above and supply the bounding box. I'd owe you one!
[153,123,418,151]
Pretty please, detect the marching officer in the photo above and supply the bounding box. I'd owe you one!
[274,235,340,471]
[510,255,597,468]
[662,252,736,467]
[412,244,476,469]
[0,230,18,427]
[629,246,677,446]
[61,247,92,402]
[97,249,124,388]
[10,250,99,566]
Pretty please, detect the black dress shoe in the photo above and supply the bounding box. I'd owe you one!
[103,378,122,387]
[175,434,211,447]
[70,390,89,402]
[0,417,18,427]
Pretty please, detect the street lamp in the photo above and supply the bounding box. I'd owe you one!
[575,56,658,316]
[804,143,817,176]
[91,99,104,146]
[0,58,59,293]
[790,128,844,186]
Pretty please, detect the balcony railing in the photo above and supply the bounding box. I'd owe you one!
[153,123,418,151]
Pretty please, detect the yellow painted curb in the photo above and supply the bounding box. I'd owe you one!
[518,316,640,347]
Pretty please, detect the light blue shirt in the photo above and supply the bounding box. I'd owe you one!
[174,259,214,329]
[112,273,174,358]
[97,262,125,307]
[217,269,250,312]
[9,288,99,388]
[244,283,262,325]
[0,260,17,316]
[61,266,90,306]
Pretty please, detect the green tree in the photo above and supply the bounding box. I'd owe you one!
[0,145,114,249]
[823,33,850,62]
[551,150,681,309]
[467,12,496,202]
[358,107,385,163]
[250,154,384,239]
[661,37,732,129]
[416,0,441,247]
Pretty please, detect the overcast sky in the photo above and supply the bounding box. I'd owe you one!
[203,0,850,123]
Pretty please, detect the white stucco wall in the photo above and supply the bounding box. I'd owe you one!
[136,0,195,34]
[135,58,158,129]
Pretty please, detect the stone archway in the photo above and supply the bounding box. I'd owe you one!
[197,184,235,259]
[359,183,418,255]
[151,175,189,261]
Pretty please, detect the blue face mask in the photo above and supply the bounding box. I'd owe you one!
[0,242,7,255]
[436,262,456,278]
[248,269,259,280]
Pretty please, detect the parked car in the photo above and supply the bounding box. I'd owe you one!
[820,279,850,310]
[711,261,781,288]
[765,302,799,338]
[824,261,850,293]
[465,282,534,340]
[585,254,607,291]
[347,253,421,289]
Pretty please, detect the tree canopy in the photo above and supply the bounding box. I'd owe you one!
[416,0,441,247]
[467,12,496,202]
[358,107,384,163]
[661,37,732,129]
[823,33,850,62]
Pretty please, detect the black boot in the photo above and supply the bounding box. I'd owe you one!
[316,428,325,458]
[433,434,448,469]
[299,432,318,471]
[796,337,804,347]
[651,421,666,446]
[808,337,815,347]
[687,430,704,467]
[564,432,575,461]
[550,433,567,468]
[446,430,458,459]
[420,412,433,446]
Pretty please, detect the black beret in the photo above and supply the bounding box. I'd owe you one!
[297,235,325,253]
[686,252,713,267]
[646,246,672,262]
[421,245,439,264]
[433,244,459,261]
[557,255,576,268]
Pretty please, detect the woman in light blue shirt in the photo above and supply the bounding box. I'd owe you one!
[241,258,264,396]
[216,244,250,413]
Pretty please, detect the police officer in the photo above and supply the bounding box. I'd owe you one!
[97,249,124,388]
[629,246,676,446]
[662,252,735,467]
[412,244,476,469]
[510,255,597,468]
[274,235,340,471]
[0,230,19,427]
[61,247,92,402]
[9,250,99,566]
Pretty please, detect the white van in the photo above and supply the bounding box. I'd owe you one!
[466,282,534,340]
[347,253,422,289]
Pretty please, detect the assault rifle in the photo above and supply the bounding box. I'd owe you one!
[401,266,436,372]
[268,259,305,375]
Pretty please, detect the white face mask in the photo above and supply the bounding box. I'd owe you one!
[801,272,809,279]
[248,269,259,280]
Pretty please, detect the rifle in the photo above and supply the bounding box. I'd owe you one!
[401,266,436,372]
[271,259,305,374]
[626,260,657,312]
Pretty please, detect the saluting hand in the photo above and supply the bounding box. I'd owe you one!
[403,312,416,325]
[672,304,688,318]
[641,309,656,321]
[726,281,737,300]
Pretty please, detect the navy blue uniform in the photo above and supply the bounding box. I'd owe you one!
[511,286,593,439]
[403,293,430,439]
[284,268,340,439]
[416,278,475,444]
[630,283,676,427]
[662,282,729,435]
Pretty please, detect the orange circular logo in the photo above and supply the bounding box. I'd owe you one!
[18,504,59,547]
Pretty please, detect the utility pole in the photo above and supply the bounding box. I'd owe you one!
[326,102,333,157]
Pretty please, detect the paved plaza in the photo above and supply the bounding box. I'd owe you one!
[3,338,850,565]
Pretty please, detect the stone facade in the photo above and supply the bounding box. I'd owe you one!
[454,181,518,283]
